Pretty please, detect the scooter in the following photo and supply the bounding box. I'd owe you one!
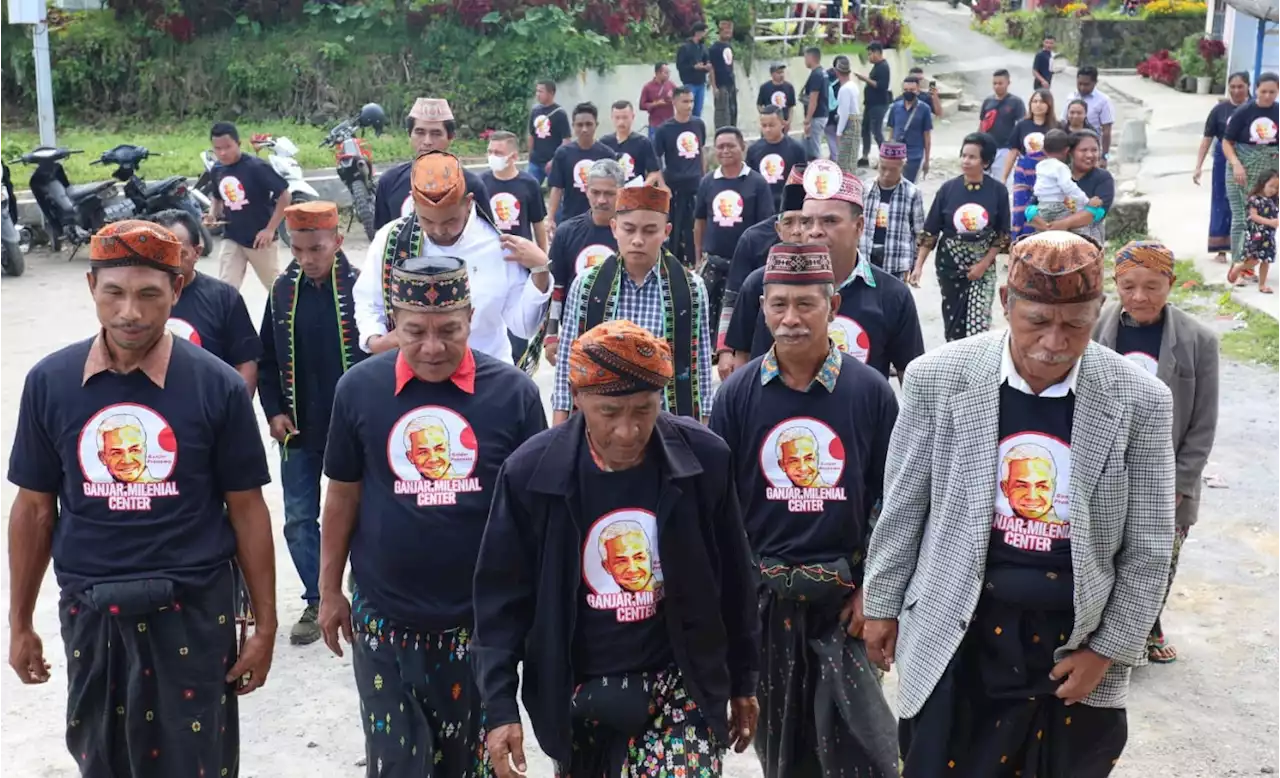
[20,146,103,252]
[250,133,319,246]
[320,103,386,239]
[2,165,29,277]
[92,144,213,255]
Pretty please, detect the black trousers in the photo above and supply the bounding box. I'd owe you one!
[861,104,888,159]
[60,565,240,778]
[668,182,698,268]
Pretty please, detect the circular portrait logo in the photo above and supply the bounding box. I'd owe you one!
[165,317,203,347]
[534,114,552,139]
[491,193,522,231]
[711,190,744,227]
[575,244,614,274]
[1249,117,1277,145]
[875,202,889,230]
[1124,351,1158,376]
[78,403,178,483]
[386,406,478,482]
[677,131,701,159]
[770,91,788,109]
[618,152,636,180]
[828,315,870,363]
[995,432,1072,526]
[722,47,734,65]
[219,176,247,211]
[953,202,990,233]
[759,417,846,489]
[1023,132,1046,155]
[803,159,843,199]
[582,509,663,596]
[759,153,786,184]
[573,159,594,192]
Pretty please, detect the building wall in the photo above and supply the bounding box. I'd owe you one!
[1223,9,1279,80]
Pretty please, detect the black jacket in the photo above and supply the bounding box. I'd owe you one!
[471,412,760,763]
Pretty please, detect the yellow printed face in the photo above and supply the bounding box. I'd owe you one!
[602,531,655,592]
[1002,458,1056,521]
[408,425,451,479]
[779,436,821,487]
[494,199,514,222]
[100,425,148,483]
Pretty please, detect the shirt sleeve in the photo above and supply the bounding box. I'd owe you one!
[708,372,740,452]
[889,287,926,377]
[520,383,549,443]
[224,289,263,366]
[215,375,271,493]
[552,274,587,412]
[256,301,285,420]
[6,368,62,494]
[922,106,934,132]
[552,110,571,144]
[692,274,714,419]
[995,182,1013,236]
[921,181,945,236]
[725,273,761,352]
[548,150,567,190]
[373,173,394,230]
[910,186,927,234]
[526,179,548,223]
[355,221,394,352]
[323,375,364,482]
[865,379,900,515]
[260,159,288,198]
[643,141,660,177]
[1096,95,1115,126]
[693,178,709,220]
[754,177,775,224]
[500,264,552,341]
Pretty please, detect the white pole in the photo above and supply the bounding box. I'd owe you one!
[32,21,56,147]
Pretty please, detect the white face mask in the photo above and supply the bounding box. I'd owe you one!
[487,154,509,173]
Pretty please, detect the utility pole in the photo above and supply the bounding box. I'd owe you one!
[8,0,56,147]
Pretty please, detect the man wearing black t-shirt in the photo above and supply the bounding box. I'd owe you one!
[747,106,809,210]
[654,86,708,267]
[800,46,831,160]
[319,256,546,778]
[152,208,260,393]
[477,320,760,778]
[866,232,1176,775]
[1034,36,1056,89]
[757,63,798,127]
[482,131,548,247]
[7,221,276,777]
[600,100,663,186]
[709,18,739,132]
[548,102,619,231]
[209,120,290,292]
[711,244,900,778]
[676,22,712,117]
[854,42,892,166]
[527,79,572,186]
[980,70,1027,182]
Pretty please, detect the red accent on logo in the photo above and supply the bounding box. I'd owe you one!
[109,605,120,615]
[157,427,177,453]
[856,330,870,350]
[459,425,477,451]
[828,438,846,461]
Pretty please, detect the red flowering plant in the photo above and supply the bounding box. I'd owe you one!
[1137,49,1181,86]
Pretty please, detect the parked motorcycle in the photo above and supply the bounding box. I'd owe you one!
[20,146,102,252]
[320,103,386,239]
[92,144,214,255]
[2,164,29,277]
[250,133,319,246]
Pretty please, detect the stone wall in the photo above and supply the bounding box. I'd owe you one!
[1045,17,1206,69]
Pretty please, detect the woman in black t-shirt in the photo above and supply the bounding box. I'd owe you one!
[1194,72,1252,263]
[1222,72,1279,263]
[1028,131,1115,244]
[1000,88,1059,238]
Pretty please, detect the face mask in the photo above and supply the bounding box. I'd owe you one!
[904,93,917,103]
[487,155,509,173]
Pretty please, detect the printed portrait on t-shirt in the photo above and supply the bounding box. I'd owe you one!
[771,91,788,109]
[759,153,786,184]
[618,152,636,180]
[219,176,248,211]
[711,190,745,227]
[165,317,203,348]
[828,315,870,363]
[575,244,614,275]
[534,114,553,139]
[991,432,1072,553]
[758,418,848,512]
[875,202,889,230]
[77,404,181,511]
[1023,132,1046,155]
[953,202,990,234]
[677,131,701,159]
[1249,116,1277,145]
[573,159,593,192]
[1123,350,1158,375]
[582,509,664,623]
[491,193,522,232]
[387,406,481,506]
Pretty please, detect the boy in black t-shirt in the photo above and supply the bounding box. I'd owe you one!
[548,102,619,230]
[709,18,739,131]
[7,221,275,777]
[654,86,709,267]
[746,106,809,210]
[600,100,663,186]
[319,256,546,777]
[527,79,572,186]
[209,120,290,291]
[758,63,798,126]
[482,130,548,247]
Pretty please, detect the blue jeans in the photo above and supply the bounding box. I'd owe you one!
[527,160,548,186]
[281,446,324,605]
[686,83,707,118]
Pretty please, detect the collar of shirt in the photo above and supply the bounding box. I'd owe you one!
[1120,307,1164,327]
[395,347,476,395]
[83,330,174,388]
[714,165,750,179]
[999,332,1080,397]
[838,252,877,290]
[760,340,843,392]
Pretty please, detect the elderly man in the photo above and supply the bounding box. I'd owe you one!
[1094,240,1219,665]
[355,150,551,372]
[864,231,1176,776]
[475,319,760,778]
[552,185,714,423]
[7,221,275,776]
[319,256,547,778]
[711,244,900,778]
[548,102,619,230]
[858,142,926,281]
[724,161,924,383]
[373,97,491,229]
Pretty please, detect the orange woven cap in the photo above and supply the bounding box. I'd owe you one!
[616,185,671,214]
[411,150,467,209]
[569,320,674,396]
[284,200,340,231]
[1006,231,1104,304]
[1114,240,1175,280]
[90,220,181,272]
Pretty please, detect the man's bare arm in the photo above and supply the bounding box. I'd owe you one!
[8,489,55,633]
[320,480,362,597]
[226,489,277,633]
[235,361,258,398]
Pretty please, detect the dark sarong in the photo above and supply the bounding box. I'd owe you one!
[1146,525,1190,658]
[557,667,723,778]
[699,253,731,350]
[900,592,1128,778]
[1209,143,1232,254]
[350,587,488,778]
[668,184,698,268]
[755,561,899,778]
[60,565,240,778]
[936,235,998,343]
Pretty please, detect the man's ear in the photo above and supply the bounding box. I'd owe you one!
[829,292,842,322]
[998,285,1010,314]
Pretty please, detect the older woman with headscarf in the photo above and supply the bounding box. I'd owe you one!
[1093,240,1219,665]
[909,132,1011,341]
[1026,130,1115,244]
[1195,72,1253,264]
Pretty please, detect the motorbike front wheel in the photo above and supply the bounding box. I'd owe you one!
[2,240,25,277]
[349,179,376,240]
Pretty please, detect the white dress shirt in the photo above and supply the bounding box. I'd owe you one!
[1000,332,1081,397]
[354,205,552,364]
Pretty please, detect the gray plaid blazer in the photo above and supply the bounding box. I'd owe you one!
[864,331,1176,719]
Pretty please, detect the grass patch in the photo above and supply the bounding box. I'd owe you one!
[910,39,934,59]
[1,121,489,183]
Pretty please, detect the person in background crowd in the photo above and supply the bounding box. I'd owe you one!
[1033,34,1056,89]
[544,159,625,365]
[1222,71,1279,271]
[1033,130,1104,222]
[694,126,775,333]
[655,86,709,267]
[151,208,260,394]
[373,98,492,230]
[1232,169,1279,292]
[552,186,714,423]
[711,243,901,778]
[676,22,712,117]
[355,151,552,372]
[478,320,760,778]
[1194,71,1251,264]
[1062,66,1115,164]
[908,66,944,120]
[980,69,1026,180]
[258,201,367,646]
[1028,130,1116,245]
[757,63,798,129]
[639,62,677,140]
[912,132,1011,342]
[859,142,925,281]
[483,131,549,249]
[855,42,891,166]
[747,105,808,210]
[886,76,934,183]
[1094,240,1219,665]
[710,18,739,132]
[527,79,572,187]
[1064,98,1096,135]
[1001,88,1059,238]
[318,256,547,778]
[548,102,619,231]
[824,58,842,161]
[600,101,663,186]
[800,46,830,160]
[867,231,1176,778]
[833,56,862,172]
[7,220,276,777]
[208,120,290,291]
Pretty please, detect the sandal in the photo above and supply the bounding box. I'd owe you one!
[1148,641,1178,664]
[1261,286,1274,294]
[1214,252,1229,264]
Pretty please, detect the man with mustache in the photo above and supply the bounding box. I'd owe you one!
[865,231,1177,776]
[97,414,159,483]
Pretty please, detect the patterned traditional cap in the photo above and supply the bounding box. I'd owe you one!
[569,320,674,396]
[780,182,806,213]
[284,200,339,231]
[879,142,908,160]
[786,162,808,187]
[803,160,863,208]
[763,243,834,286]
[390,256,470,312]
[408,97,454,124]
[1007,231,1104,304]
[616,185,671,214]
[1114,239,1175,280]
[90,220,181,273]
[411,150,467,209]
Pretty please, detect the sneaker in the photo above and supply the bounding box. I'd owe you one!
[290,603,321,646]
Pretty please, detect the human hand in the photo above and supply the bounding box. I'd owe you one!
[268,414,298,444]
[202,212,220,227]
[1176,493,1185,507]
[717,352,736,382]
[488,723,528,778]
[369,331,401,354]
[500,234,548,271]
[921,160,930,178]
[907,266,923,288]
[543,335,559,366]
[1233,163,1247,187]
[9,629,50,684]
[1087,196,1103,207]
[728,696,760,752]
[226,627,275,695]
[863,618,898,671]
[253,228,277,250]
[1192,168,1202,186]
[839,588,866,639]
[967,260,991,281]
[318,591,353,658]
[1050,647,1112,705]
